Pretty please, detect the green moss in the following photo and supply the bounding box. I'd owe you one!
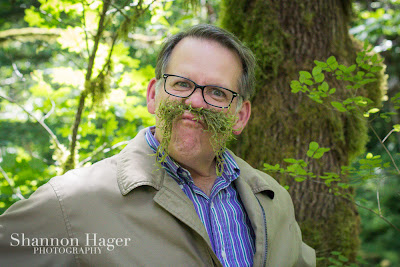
[220,0,285,98]
[219,0,381,263]
[155,99,237,176]
[344,37,387,161]
[301,202,360,265]
[303,12,314,27]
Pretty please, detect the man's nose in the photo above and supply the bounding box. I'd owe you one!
[185,87,208,109]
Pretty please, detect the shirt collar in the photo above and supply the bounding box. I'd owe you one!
[117,127,275,198]
[145,126,240,183]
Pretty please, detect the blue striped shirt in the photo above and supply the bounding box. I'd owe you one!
[145,126,255,266]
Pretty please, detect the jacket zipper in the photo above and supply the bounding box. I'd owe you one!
[255,196,268,267]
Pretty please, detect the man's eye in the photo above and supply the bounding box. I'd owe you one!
[176,81,191,88]
[211,88,227,98]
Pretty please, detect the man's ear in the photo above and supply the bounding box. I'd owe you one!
[233,100,251,135]
[147,78,157,114]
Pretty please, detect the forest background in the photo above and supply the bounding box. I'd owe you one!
[0,0,399,266]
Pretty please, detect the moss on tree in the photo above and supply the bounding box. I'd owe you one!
[220,0,386,265]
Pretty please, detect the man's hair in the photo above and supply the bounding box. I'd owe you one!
[155,24,256,101]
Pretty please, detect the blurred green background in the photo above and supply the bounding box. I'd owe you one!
[0,0,399,265]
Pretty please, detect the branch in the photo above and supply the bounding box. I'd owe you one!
[11,62,25,81]
[41,99,55,122]
[382,128,395,143]
[78,142,107,166]
[0,28,62,44]
[369,124,400,174]
[81,0,91,58]
[65,0,112,172]
[109,3,129,19]
[354,200,400,233]
[85,0,112,81]
[78,140,129,167]
[0,160,25,200]
[330,192,400,233]
[0,93,62,151]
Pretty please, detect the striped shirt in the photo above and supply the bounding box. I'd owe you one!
[145,126,255,266]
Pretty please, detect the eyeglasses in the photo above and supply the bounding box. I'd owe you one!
[162,74,239,108]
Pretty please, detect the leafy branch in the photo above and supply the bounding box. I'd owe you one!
[64,0,112,172]
[0,93,62,151]
[265,42,400,233]
[0,161,25,200]
[264,142,400,233]
[78,140,129,167]
[63,0,152,172]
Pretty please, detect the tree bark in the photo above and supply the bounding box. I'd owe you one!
[221,0,384,263]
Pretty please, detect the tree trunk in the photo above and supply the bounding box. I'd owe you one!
[221,0,384,264]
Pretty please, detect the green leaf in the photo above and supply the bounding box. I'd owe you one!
[328,88,336,94]
[284,158,299,164]
[330,61,338,70]
[318,82,329,92]
[312,66,322,76]
[263,163,281,171]
[368,108,380,114]
[304,79,314,86]
[290,80,302,93]
[347,64,356,72]
[309,141,319,151]
[314,60,327,68]
[313,152,324,159]
[338,65,347,72]
[361,63,371,70]
[363,41,369,50]
[393,124,400,132]
[299,71,312,79]
[331,101,347,112]
[328,258,343,266]
[370,66,383,72]
[294,177,307,182]
[327,56,336,65]
[314,73,325,83]
[338,255,349,262]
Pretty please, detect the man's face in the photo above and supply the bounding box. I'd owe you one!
[146,37,251,165]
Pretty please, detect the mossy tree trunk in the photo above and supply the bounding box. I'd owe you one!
[221,0,383,264]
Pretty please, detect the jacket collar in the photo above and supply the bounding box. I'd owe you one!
[117,128,276,199]
[117,128,164,195]
[231,152,275,199]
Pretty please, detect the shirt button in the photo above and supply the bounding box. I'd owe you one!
[210,202,214,209]
[179,184,184,189]
[221,249,227,260]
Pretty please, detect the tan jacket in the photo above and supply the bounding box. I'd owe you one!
[0,128,315,267]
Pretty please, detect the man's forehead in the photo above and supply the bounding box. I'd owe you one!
[165,37,242,89]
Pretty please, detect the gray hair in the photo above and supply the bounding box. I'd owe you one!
[155,24,256,101]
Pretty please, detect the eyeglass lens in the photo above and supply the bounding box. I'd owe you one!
[165,75,234,108]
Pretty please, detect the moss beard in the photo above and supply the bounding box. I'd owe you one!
[155,99,238,176]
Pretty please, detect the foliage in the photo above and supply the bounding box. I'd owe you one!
[0,0,215,213]
[263,5,400,263]
[1,0,399,265]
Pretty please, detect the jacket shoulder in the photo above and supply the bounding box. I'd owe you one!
[232,154,289,196]
[49,155,119,197]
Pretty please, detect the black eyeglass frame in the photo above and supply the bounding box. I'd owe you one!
[162,74,239,108]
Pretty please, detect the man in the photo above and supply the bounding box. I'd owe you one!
[0,24,315,266]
